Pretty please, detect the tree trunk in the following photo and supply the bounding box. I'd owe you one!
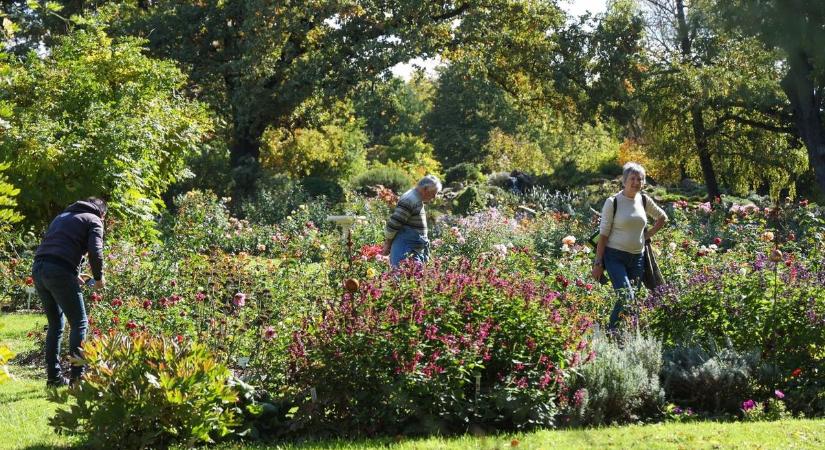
[675,0,719,200]
[781,51,825,196]
[691,106,721,200]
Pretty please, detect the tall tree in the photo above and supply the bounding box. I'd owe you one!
[714,1,825,196]
[87,1,545,197]
[637,0,801,198]
[0,28,210,235]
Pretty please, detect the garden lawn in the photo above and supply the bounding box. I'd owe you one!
[1,313,824,450]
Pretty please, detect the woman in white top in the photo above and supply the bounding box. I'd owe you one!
[591,162,668,330]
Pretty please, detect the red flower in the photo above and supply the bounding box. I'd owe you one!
[126,320,137,330]
[175,334,184,344]
[142,299,152,309]
[791,368,802,378]
[110,298,123,308]
[24,276,34,286]
[713,237,722,246]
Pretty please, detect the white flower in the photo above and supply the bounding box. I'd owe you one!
[668,242,677,252]
[492,244,508,255]
[561,244,571,253]
[581,246,592,254]
[709,244,718,251]
[562,235,577,246]
[739,267,748,276]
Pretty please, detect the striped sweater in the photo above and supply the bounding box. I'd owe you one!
[385,188,427,240]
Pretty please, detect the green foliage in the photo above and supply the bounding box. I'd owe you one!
[351,166,414,195]
[354,74,434,146]
[50,332,241,449]
[300,176,345,204]
[566,330,665,426]
[426,59,528,167]
[0,162,22,230]
[261,122,367,183]
[662,344,760,414]
[444,162,486,186]
[453,186,485,216]
[239,175,314,225]
[0,28,210,238]
[482,128,549,175]
[370,133,442,180]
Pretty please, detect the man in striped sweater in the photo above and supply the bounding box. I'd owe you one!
[382,175,442,267]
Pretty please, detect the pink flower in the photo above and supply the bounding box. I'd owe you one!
[195,291,206,302]
[263,325,276,341]
[742,399,756,411]
[233,292,246,307]
[774,389,785,399]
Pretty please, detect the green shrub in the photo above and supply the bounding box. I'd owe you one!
[566,330,665,425]
[445,162,485,185]
[661,344,760,414]
[300,176,345,204]
[240,175,313,225]
[453,186,485,216]
[50,332,241,449]
[351,166,414,194]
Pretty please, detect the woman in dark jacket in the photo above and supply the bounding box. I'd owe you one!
[32,197,107,387]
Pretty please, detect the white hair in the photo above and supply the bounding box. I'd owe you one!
[417,175,442,192]
[622,162,646,186]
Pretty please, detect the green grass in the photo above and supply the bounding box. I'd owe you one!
[2,313,824,450]
[0,312,46,355]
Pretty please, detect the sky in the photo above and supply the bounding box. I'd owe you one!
[390,0,608,80]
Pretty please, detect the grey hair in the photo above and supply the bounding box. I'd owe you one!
[417,174,442,192]
[622,162,646,186]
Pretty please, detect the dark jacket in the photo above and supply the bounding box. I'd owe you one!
[35,201,105,280]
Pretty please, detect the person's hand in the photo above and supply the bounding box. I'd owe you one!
[591,264,604,282]
[94,276,106,290]
[381,240,392,256]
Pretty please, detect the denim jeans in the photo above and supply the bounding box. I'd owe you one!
[32,259,88,381]
[390,226,430,268]
[603,246,644,330]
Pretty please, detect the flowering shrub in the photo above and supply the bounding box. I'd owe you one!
[282,257,593,435]
[50,332,241,448]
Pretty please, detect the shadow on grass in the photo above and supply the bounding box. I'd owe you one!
[0,386,45,404]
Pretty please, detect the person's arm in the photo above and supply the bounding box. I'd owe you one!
[592,197,614,281]
[592,234,609,281]
[87,218,105,283]
[643,196,669,240]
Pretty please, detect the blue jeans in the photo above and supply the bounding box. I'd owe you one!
[390,226,429,268]
[604,247,644,330]
[32,259,88,381]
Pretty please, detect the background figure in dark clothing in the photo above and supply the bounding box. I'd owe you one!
[32,197,107,387]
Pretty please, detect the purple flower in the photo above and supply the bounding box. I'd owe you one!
[742,399,756,411]
[774,389,785,399]
[233,292,246,307]
[673,406,683,414]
